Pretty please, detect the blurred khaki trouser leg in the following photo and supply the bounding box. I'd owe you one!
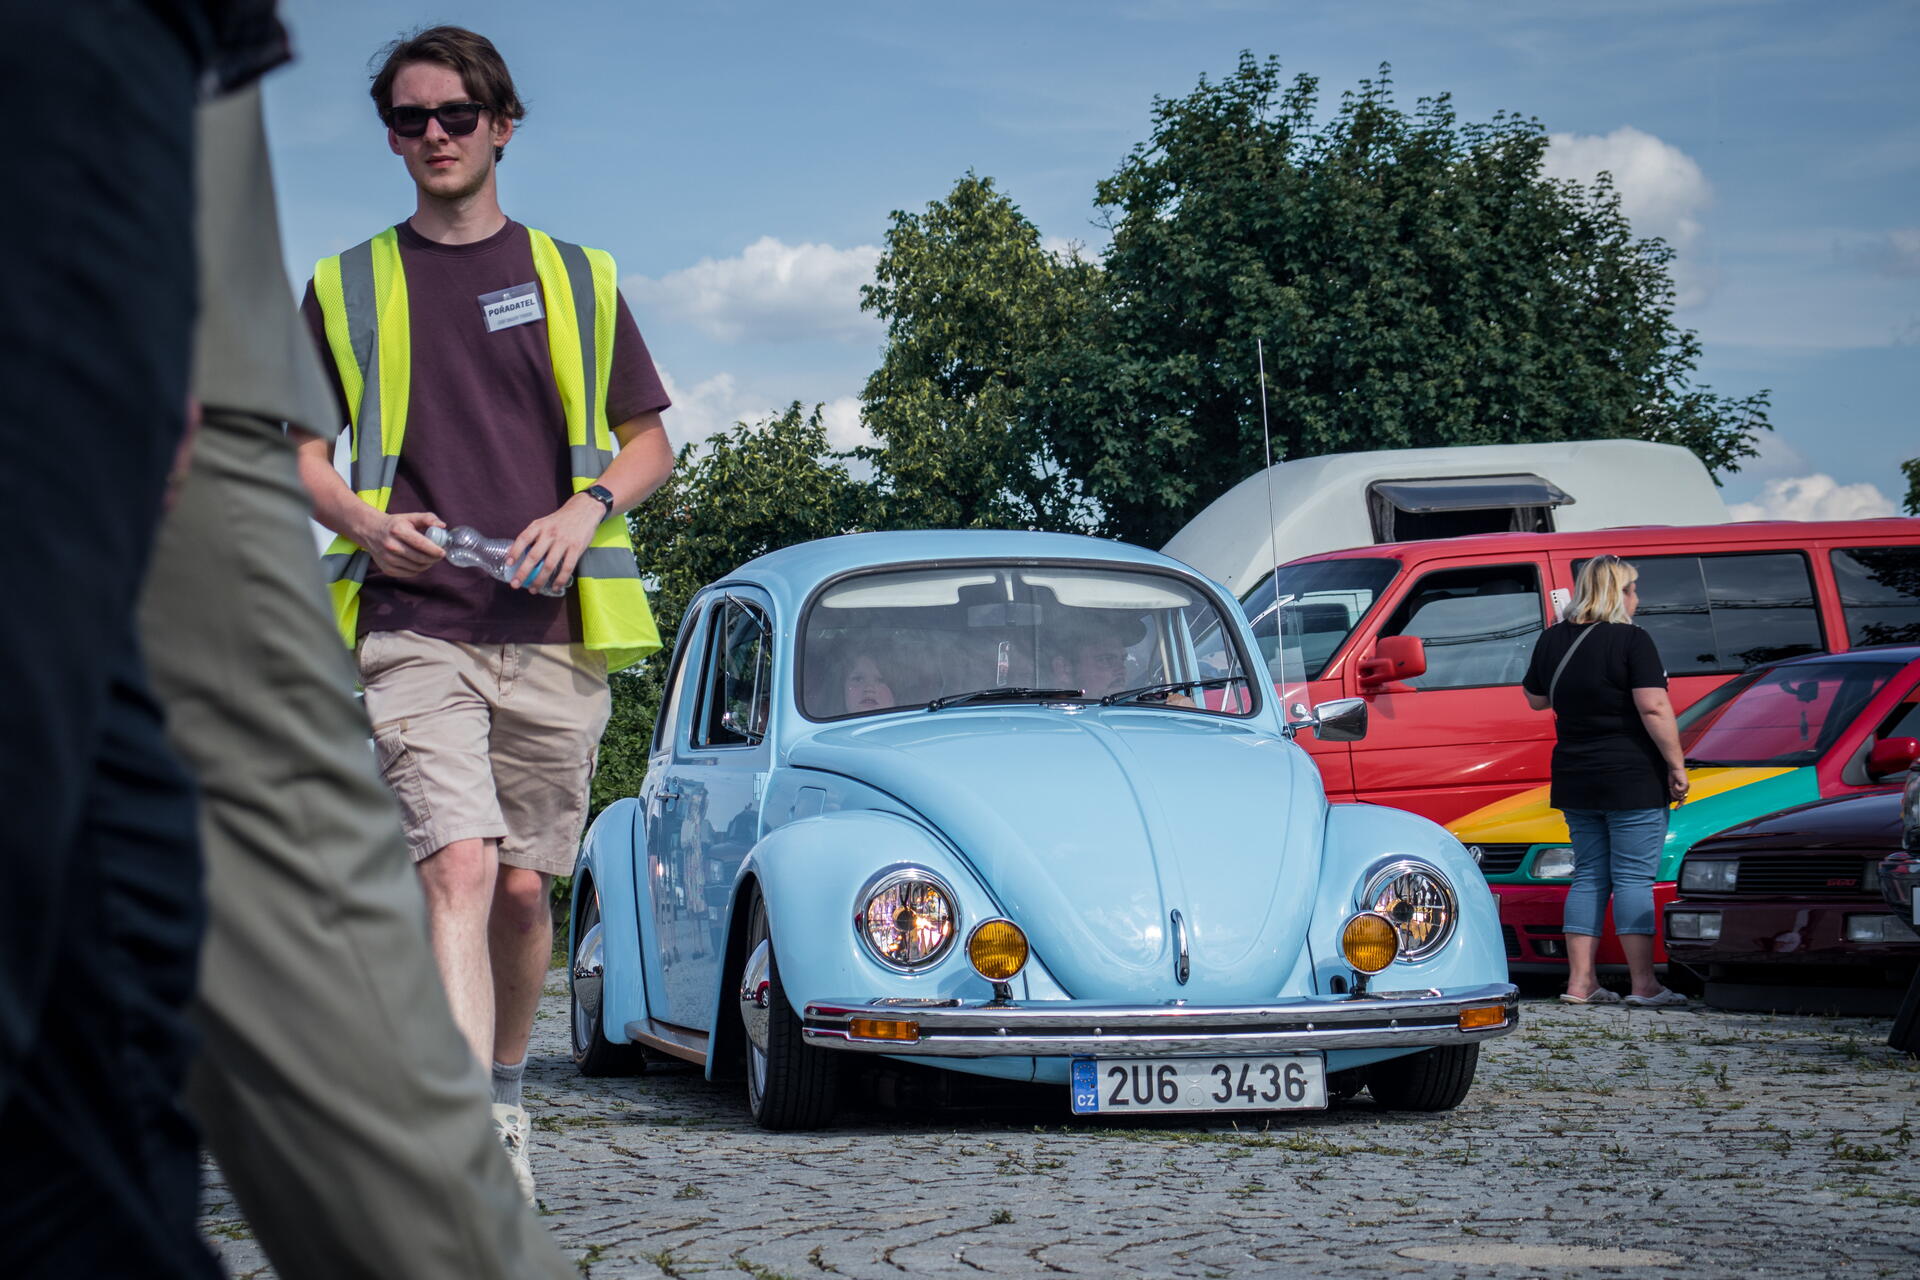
[138,409,572,1280]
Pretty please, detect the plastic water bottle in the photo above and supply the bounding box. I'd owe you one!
[426,525,567,597]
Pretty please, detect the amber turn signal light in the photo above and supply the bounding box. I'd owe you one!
[967,918,1030,982]
[1340,912,1398,974]
[1458,1004,1508,1031]
[847,1018,919,1042]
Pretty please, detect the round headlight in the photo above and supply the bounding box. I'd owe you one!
[967,918,1029,982]
[856,870,957,970]
[1360,861,1458,961]
[1341,912,1398,974]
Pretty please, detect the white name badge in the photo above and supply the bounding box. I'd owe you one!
[479,282,543,332]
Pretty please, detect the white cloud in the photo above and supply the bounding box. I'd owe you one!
[817,396,877,452]
[1739,432,1810,481]
[1544,126,1714,306]
[625,237,882,344]
[1838,227,1920,278]
[658,368,762,447]
[658,369,871,456]
[1727,474,1897,522]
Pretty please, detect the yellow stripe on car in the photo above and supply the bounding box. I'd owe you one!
[1447,767,1797,845]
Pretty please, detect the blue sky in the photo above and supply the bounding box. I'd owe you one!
[265,0,1917,522]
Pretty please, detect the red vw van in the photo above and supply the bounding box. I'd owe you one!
[1240,519,1920,826]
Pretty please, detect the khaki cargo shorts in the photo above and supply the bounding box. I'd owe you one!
[357,630,612,876]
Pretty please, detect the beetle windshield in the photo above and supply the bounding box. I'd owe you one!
[801,564,1257,720]
[1678,659,1903,768]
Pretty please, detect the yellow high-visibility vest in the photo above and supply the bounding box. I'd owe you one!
[312,225,660,672]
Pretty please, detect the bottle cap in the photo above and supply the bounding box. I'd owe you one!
[426,526,449,547]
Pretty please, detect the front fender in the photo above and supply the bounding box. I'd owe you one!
[572,796,650,1043]
[1309,803,1505,996]
[711,810,1013,1047]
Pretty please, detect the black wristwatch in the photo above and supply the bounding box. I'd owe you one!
[581,483,615,518]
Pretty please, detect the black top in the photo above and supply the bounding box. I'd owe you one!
[1523,621,1670,811]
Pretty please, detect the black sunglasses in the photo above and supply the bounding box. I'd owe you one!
[387,102,488,138]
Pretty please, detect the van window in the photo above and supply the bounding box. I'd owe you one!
[1366,475,1568,543]
[1832,547,1920,647]
[1243,558,1400,682]
[1377,565,1543,690]
[1580,553,1821,675]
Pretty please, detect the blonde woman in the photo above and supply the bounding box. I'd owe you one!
[1522,555,1689,1008]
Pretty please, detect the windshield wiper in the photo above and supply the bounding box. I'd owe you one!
[924,686,1085,712]
[1100,674,1252,707]
[1682,757,1725,768]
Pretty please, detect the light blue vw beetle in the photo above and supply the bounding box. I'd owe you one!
[569,531,1517,1129]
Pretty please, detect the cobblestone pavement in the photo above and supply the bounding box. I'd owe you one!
[201,974,1920,1278]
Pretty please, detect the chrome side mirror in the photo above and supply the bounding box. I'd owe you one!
[1308,697,1368,743]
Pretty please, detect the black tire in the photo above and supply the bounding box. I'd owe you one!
[1365,1044,1479,1111]
[571,891,646,1077]
[743,888,838,1129]
[1326,1068,1366,1103]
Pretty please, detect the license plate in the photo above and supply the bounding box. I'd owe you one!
[1069,1054,1327,1115]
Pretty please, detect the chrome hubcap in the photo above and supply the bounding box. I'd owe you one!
[572,920,605,1050]
[739,938,772,1055]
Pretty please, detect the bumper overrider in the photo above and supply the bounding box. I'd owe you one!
[795,982,1519,1058]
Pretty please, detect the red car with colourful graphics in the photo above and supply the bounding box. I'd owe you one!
[1449,647,1920,971]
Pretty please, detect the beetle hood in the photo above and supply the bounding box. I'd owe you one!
[789,710,1326,1003]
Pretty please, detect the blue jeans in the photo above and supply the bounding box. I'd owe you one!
[1562,808,1668,937]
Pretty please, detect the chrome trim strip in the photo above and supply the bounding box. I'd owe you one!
[800,983,1519,1058]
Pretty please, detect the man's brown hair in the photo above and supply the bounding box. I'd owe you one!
[370,26,526,163]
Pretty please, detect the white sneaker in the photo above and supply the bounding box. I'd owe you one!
[491,1102,536,1205]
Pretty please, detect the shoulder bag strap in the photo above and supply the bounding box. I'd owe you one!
[1548,624,1600,708]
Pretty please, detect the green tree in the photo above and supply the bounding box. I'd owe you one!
[859,174,1098,532]
[589,403,874,818]
[1903,458,1919,515]
[1034,55,1771,546]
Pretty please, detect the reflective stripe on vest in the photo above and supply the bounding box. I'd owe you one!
[313,225,660,671]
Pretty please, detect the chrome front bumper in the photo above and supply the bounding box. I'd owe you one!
[800,982,1519,1057]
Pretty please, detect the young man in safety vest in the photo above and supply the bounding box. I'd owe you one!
[292,25,673,1204]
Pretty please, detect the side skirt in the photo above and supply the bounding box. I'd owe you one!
[625,1018,709,1067]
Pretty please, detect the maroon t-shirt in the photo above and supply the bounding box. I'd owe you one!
[302,219,670,644]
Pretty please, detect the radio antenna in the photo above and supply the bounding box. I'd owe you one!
[1255,338,1299,727]
[1257,338,1278,587]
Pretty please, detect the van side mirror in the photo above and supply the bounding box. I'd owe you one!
[1868,737,1920,780]
[1358,635,1426,688]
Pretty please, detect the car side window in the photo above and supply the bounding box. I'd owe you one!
[693,598,772,750]
[1877,697,1920,745]
[1377,564,1543,690]
[650,617,700,755]
[1586,553,1822,674]
[1832,547,1920,647]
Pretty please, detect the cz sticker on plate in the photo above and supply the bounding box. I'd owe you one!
[1070,1054,1327,1115]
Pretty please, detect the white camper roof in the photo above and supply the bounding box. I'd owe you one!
[1162,439,1728,596]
